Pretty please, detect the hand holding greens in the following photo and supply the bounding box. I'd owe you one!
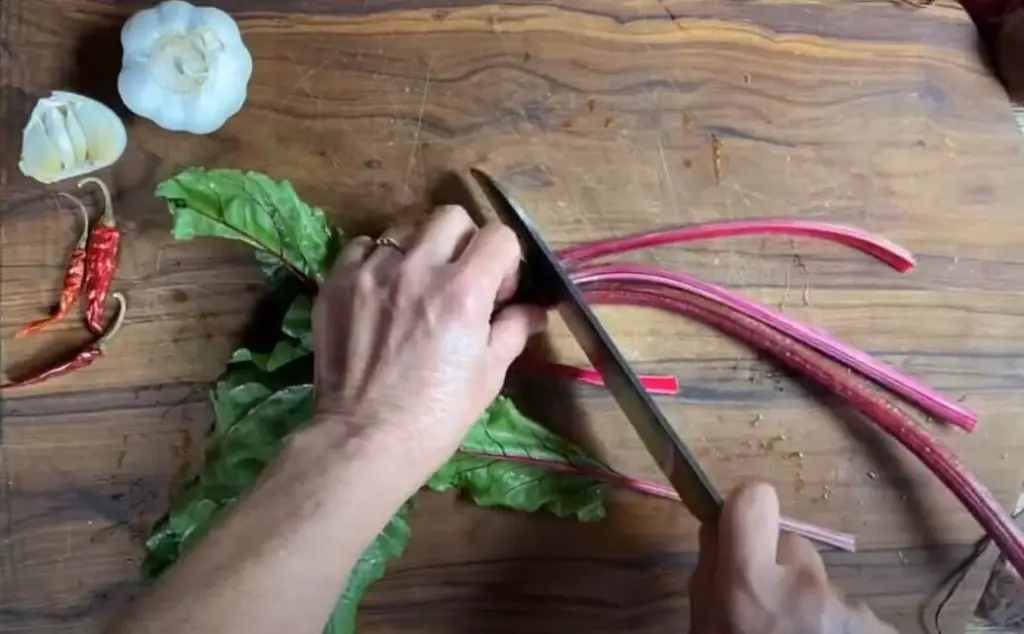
[154,168,970,632]
[150,169,610,634]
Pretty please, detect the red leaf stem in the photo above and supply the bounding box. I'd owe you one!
[558,219,916,272]
[580,282,1024,578]
[571,264,976,431]
[460,450,856,552]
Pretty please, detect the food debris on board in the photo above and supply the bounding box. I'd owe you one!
[711,133,724,184]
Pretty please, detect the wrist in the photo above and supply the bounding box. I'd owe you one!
[308,406,444,488]
[287,413,427,512]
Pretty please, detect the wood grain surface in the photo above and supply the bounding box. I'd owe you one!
[2,0,1023,632]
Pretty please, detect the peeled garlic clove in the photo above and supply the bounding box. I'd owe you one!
[19,91,127,184]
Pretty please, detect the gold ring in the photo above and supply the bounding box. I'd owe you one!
[374,236,405,253]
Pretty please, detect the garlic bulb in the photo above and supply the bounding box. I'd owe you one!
[19,91,128,184]
[118,0,253,135]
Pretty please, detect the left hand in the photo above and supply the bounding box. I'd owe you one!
[689,482,897,634]
[312,205,547,489]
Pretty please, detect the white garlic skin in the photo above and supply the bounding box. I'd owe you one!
[19,91,128,184]
[118,0,253,135]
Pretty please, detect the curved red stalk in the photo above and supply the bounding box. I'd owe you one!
[572,264,977,432]
[558,219,917,272]
[580,283,1024,578]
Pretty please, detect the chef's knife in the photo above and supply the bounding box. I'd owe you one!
[470,168,722,524]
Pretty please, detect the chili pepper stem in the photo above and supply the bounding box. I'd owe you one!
[98,293,127,347]
[2,294,127,389]
[57,193,91,247]
[78,177,116,226]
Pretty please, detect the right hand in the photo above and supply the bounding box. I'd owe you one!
[689,482,897,634]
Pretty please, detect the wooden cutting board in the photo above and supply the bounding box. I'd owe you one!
[2,1,1023,632]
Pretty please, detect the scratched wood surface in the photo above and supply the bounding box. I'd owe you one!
[2,0,1024,632]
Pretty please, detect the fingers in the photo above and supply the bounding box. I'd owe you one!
[365,224,417,268]
[718,481,781,580]
[689,523,718,631]
[458,222,523,296]
[487,304,547,375]
[415,205,523,300]
[776,533,828,580]
[494,263,521,304]
[692,521,718,585]
[335,236,375,269]
[362,206,526,316]
[410,205,477,264]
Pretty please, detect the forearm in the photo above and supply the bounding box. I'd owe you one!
[109,419,415,634]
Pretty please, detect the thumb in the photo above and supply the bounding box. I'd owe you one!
[689,522,718,631]
[718,481,781,581]
[487,305,548,376]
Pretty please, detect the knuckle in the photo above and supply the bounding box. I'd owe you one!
[434,204,467,221]
[397,254,427,278]
[470,222,520,259]
[444,274,487,314]
[489,222,521,252]
[723,585,773,632]
[346,234,373,252]
[791,568,828,596]
[352,267,377,295]
[393,271,421,304]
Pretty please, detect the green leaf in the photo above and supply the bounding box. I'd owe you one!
[209,357,313,440]
[255,250,288,283]
[231,338,310,373]
[156,168,341,283]
[203,382,315,498]
[430,454,605,522]
[324,504,412,634]
[151,167,613,632]
[429,397,607,522]
[142,362,315,580]
[282,295,314,350]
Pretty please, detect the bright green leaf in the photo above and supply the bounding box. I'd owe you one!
[209,358,313,440]
[255,250,287,283]
[232,339,310,373]
[430,454,605,521]
[211,369,273,439]
[142,364,315,580]
[429,397,608,522]
[156,168,341,283]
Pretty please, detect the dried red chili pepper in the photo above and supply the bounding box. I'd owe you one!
[16,194,91,338]
[3,293,126,389]
[79,177,121,335]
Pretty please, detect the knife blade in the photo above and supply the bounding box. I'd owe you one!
[470,168,722,524]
